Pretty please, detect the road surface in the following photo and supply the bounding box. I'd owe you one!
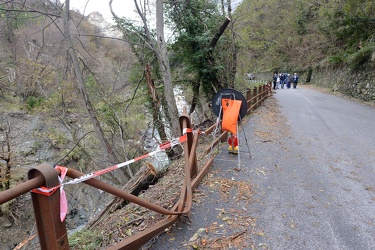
[147,85,375,249]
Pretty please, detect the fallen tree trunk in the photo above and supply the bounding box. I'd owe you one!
[87,162,160,229]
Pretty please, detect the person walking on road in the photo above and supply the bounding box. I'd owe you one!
[292,72,299,89]
[276,74,280,89]
[273,73,278,90]
[280,73,285,89]
[286,74,291,89]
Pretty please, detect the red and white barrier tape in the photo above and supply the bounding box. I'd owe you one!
[31,166,68,221]
[31,129,202,221]
[63,133,188,186]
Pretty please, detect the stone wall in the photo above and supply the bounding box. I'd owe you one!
[309,64,375,102]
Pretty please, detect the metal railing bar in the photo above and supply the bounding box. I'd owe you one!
[204,122,217,135]
[66,169,183,216]
[108,157,214,250]
[0,175,46,205]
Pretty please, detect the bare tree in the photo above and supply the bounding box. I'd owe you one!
[155,0,181,138]
[109,0,181,139]
[225,0,237,88]
[61,0,130,182]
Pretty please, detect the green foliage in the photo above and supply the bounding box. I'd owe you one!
[166,0,224,95]
[0,200,14,216]
[236,0,375,71]
[95,92,148,151]
[85,74,97,89]
[48,128,69,148]
[98,102,118,129]
[127,64,144,84]
[235,0,297,71]
[69,229,103,250]
[313,0,375,65]
[25,96,44,111]
[3,8,34,30]
[17,59,56,100]
[115,18,157,65]
[296,0,308,35]
[328,55,346,65]
[332,12,375,48]
[60,147,87,165]
[347,43,375,70]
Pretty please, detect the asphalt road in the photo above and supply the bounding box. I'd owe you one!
[147,85,375,249]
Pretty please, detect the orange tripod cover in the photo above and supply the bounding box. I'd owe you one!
[221,98,242,135]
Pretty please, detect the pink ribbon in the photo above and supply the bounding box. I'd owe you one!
[56,166,68,222]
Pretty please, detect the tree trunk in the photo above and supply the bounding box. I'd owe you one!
[206,17,231,91]
[189,82,200,115]
[227,0,237,88]
[306,67,313,83]
[155,0,181,139]
[145,64,174,158]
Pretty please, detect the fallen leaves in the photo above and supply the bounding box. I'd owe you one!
[189,207,265,249]
[206,177,254,203]
[185,230,252,250]
[256,168,267,176]
[189,228,206,242]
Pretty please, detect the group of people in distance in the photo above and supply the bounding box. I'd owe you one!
[273,72,299,90]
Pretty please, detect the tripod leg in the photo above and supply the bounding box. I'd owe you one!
[239,116,252,158]
[237,123,241,169]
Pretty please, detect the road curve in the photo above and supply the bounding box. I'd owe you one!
[147,85,375,250]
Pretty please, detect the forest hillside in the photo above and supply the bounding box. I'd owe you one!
[235,0,375,100]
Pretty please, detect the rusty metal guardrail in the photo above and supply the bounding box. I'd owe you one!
[0,83,272,249]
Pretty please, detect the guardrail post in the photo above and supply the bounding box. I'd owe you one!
[28,163,69,250]
[179,107,198,177]
[246,89,251,115]
[253,86,258,109]
[265,84,268,98]
[267,82,272,96]
[260,85,264,102]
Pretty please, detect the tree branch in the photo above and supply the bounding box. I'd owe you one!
[210,17,231,49]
